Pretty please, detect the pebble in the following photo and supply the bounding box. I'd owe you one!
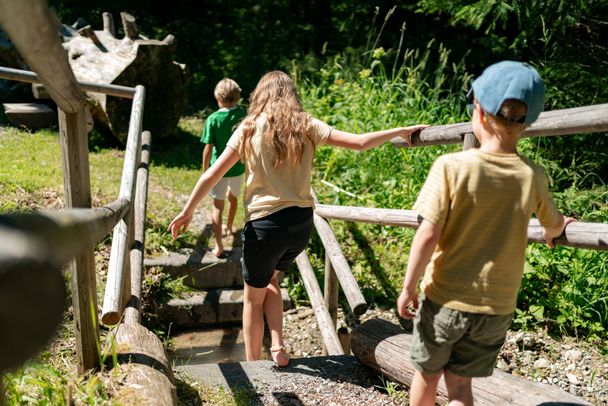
[567,374,580,385]
[565,350,583,362]
[534,358,551,369]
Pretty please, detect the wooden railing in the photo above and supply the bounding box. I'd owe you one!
[302,104,608,357]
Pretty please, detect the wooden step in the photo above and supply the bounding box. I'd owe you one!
[145,247,243,289]
[2,102,56,129]
[158,288,291,329]
[175,355,392,404]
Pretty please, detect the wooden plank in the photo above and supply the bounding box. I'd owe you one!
[315,204,608,251]
[351,318,591,405]
[110,322,177,405]
[313,213,368,315]
[391,103,608,148]
[0,66,136,99]
[0,0,85,113]
[102,86,145,325]
[295,252,344,356]
[124,131,151,324]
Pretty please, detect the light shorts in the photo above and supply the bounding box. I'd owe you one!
[209,175,243,200]
[410,297,513,377]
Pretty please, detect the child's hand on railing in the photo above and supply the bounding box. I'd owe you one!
[400,124,429,147]
[167,211,193,239]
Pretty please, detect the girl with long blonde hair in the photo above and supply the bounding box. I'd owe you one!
[169,70,427,367]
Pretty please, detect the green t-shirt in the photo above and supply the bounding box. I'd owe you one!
[200,106,246,177]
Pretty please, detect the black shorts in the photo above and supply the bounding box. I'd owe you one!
[241,206,314,288]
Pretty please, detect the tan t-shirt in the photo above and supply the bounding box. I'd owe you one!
[226,114,332,221]
[414,149,560,315]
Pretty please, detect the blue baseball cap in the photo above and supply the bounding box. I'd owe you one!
[470,61,545,124]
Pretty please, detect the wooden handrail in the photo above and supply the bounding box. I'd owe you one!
[295,252,345,355]
[0,66,137,99]
[0,198,130,268]
[102,85,146,325]
[0,0,85,113]
[313,213,368,315]
[391,103,608,148]
[124,131,152,324]
[315,204,608,251]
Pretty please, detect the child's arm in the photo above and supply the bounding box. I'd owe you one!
[397,219,442,319]
[202,143,213,171]
[542,214,576,248]
[326,125,428,151]
[168,147,240,239]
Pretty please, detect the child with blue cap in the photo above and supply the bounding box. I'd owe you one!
[397,61,575,405]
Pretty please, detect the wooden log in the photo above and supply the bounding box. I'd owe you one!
[102,86,145,325]
[0,0,86,113]
[120,12,139,40]
[391,103,608,148]
[110,322,177,405]
[315,204,607,251]
[295,252,344,356]
[322,252,339,355]
[338,326,351,355]
[0,262,65,371]
[102,12,116,37]
[0,66,137,99]
[124,131,151,324]
[351,318,591,405]
[313,213,368,315]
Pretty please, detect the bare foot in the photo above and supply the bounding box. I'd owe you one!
[270,346,290,367]
[222,224,236,237]
[212,245,224,258]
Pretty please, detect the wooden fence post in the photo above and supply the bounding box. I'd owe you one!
[58,108,100,372]
[322,252,339,355]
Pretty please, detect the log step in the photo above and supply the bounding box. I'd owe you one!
[145,247,243,289]
[158,288,291,329]
[351,318,591,406]
[2,102,56,129]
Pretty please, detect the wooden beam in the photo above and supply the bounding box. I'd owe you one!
[0,0,85,113]
[391,103,608,148]
[295,252,344,356]
[102,86,145,325]
[313,213,368,315]
[124,131,151,324]
[0,67,137,99]
[322,251,339,356]
[351,318,592,405]
[315,204,607,251]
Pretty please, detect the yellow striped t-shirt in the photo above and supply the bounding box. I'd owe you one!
[414,149,560,315]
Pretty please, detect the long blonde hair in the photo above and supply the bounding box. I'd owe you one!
[240,71,314,167]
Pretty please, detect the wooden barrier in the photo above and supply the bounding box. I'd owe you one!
[0,67,137,99]
[313,213,368,315]
[351,318,591,405]
[295,252,345,356]
[102,86,146,325]
[315,204,608,251]
[124,131,152,324]
[391,103,608,148]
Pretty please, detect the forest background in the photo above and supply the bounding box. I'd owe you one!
[49,0,608,341]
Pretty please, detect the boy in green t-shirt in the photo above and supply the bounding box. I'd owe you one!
[201,78,246,257]
[397,61,575,405]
